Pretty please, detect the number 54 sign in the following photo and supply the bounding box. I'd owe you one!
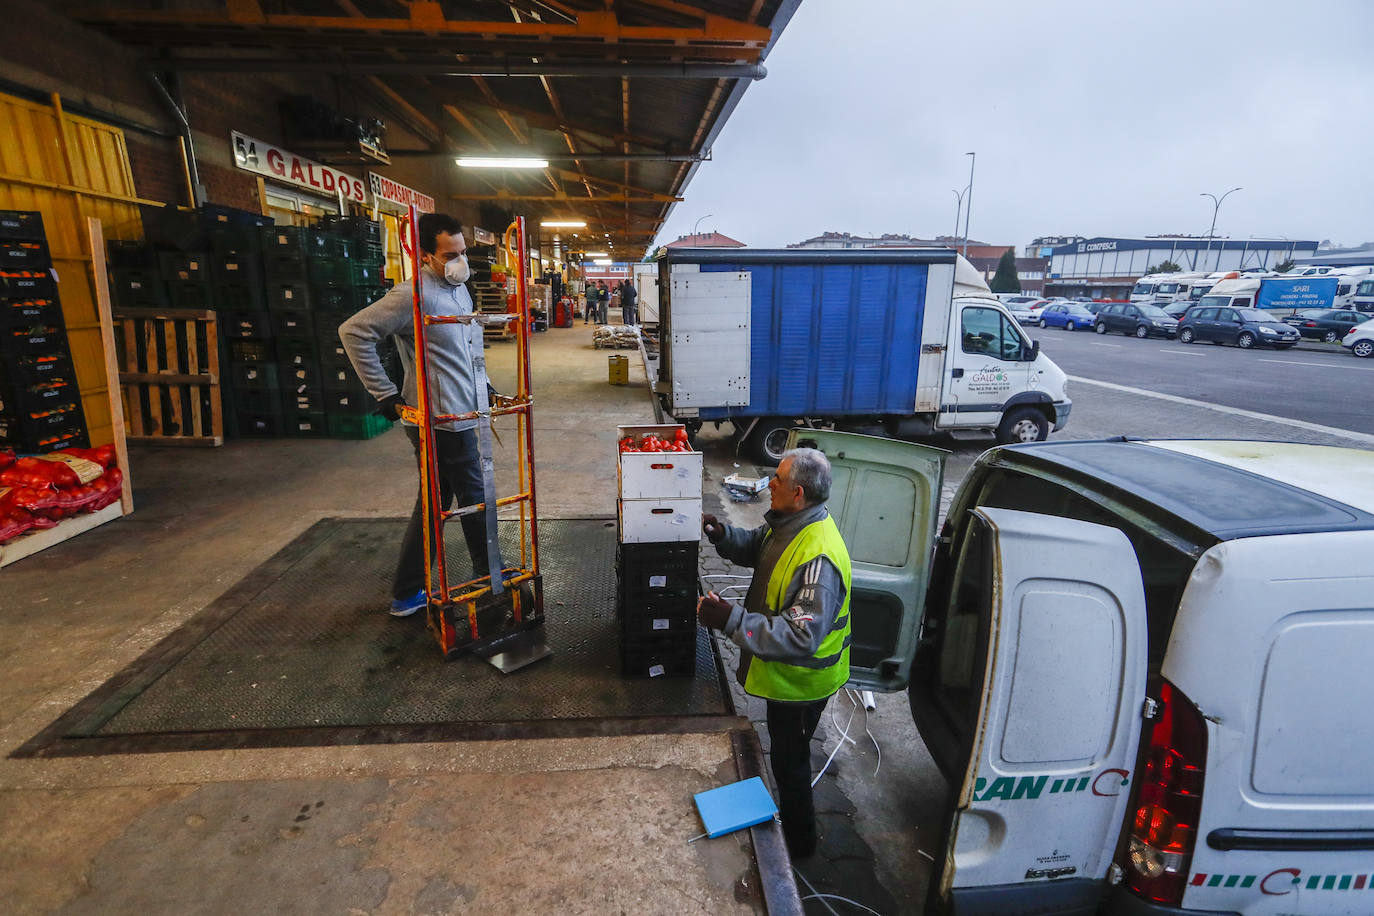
[230,131,367,204]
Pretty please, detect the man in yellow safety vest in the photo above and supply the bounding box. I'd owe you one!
[698,447,852,859]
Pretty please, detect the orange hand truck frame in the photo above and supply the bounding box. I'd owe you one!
[399,209,550,670]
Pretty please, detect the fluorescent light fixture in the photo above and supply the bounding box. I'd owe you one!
[540,219,586,228]
[456,157,549,169]
[585,251,608,257]
[593,259,613,266]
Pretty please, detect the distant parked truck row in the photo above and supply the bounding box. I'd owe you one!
[1129,265,1374,313]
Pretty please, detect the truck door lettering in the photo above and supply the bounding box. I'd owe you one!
[1012,775,1049,799]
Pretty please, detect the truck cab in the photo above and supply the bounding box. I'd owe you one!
[809,429,1374,916]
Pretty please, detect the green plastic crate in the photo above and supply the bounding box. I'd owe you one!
[308,258,350,287]
[327,412,392,439]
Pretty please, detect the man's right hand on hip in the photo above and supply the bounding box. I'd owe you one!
[702,513,725,543]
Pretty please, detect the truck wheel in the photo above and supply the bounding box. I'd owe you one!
[747,418,796,466]
[1094,322,1107,334]
[996,407,1049,445]
[1237,331,1256,349]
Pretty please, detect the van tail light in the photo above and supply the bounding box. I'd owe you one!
[1126,679,1208,906]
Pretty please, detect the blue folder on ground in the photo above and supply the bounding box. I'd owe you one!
[693,776,778,838]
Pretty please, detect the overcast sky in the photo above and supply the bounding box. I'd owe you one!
[651,0,1374,252]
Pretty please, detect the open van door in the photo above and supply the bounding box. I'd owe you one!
[784,429,945,692]
[928,507,1149,916]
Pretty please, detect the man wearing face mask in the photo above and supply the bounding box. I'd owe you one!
[340,212,492,618]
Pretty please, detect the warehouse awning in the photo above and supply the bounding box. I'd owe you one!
[71,0,802,258]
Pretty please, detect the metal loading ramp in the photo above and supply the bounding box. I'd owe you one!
[18,517,731,758]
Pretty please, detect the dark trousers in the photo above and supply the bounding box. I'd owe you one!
[393,425,489,600]
[621,304,637,326]
[766,695,831,854]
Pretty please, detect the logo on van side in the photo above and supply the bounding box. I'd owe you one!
[973,768,1129,802]
[1191,869,1373,895]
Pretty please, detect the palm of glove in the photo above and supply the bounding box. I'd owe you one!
[701,513,725,543]
[697,592,733,630]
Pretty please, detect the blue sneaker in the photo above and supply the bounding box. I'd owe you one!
[389,590,426,618]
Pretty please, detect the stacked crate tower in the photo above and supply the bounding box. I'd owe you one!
[616,424,704,677]
[0,211,90,453]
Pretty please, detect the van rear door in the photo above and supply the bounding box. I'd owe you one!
[928,507,1149,915]
[785,428,944,692]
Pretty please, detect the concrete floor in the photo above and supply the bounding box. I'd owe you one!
[0,325,778,914]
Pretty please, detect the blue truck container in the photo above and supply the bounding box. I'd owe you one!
[655,248,1071,463]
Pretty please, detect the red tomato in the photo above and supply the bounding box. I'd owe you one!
[673,428,688,443]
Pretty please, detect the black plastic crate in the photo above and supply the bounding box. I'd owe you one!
[212,250,262,285]
[305,230,353,260]
[230,361,278,390]
[235,410,284,438]
[159,251,210,283]
[209,226,263,255]
[5,399,83,434]
[307,258,350,288]
[309,285,350,313]
[6,324,67,357]
[0,421,87,453]
[4,352,73,387]
[279,361,321,390]
[1,269,58,301]
[321,386,375,414]
[316,335,351,367]
[261,225,308,257]
[267,282,311,312]
[619,636,698,679]
[228,339,273,363]
[168,281,214,310]
[618,540,700,574]
[216,283,264,312]
[106,240,158,269]
[322,362,364,392]
[0,210,43,240]
[0,371,78,410]
[275,338,318,367]
[348,260,384,287]
[201,203,273,230]
[109,269,168,309]
[349,285,387,311]
[265,256,309,284]
[1,239,51,269]
[619,608,697,639]
[219,310,273,339]
[1,297,63,329]
[232,387,284,415]
[281,384,326,413]
[284,410,327,437]
[271,309,313,339]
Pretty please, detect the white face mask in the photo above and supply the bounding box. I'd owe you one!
[443,254,471,285]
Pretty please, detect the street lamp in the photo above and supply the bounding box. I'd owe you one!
[692,214,713,240]
[962,152,976,257]
[951,188,967,247]
[1201,187,1242,271]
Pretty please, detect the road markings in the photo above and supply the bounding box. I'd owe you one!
[1067,375,1374,446]
[1089,342,1123,348]
[1160,350,1206,357]
[1257,358,1374,373]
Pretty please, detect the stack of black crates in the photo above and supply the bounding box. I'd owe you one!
[0,211,89,453]
[109,205,394,440]
[615,424,704,678]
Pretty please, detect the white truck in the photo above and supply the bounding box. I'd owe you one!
[654,248,1072,464]
[815,429,1374,916]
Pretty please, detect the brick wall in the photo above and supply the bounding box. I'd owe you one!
[126,135,187,207]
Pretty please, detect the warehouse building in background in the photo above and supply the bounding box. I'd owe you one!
[1045,236,1319,300]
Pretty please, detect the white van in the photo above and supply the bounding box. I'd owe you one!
[819,430,1374,916]
[1351,278,1374,315]
[1131,274,1208,306]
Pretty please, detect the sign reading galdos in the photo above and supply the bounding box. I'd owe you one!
[231,131,367,203]
[368,173,435,214]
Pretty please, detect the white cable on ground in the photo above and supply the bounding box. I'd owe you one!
[845,687,882,779]
[793,867,842,916]
[800,894,886,916]
[700,573,750,581]
[813,692,858,787]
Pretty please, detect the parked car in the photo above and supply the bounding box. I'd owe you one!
[1094,302,1179,338]
[1283,307,1366,342]
[1037,302,1097,331]
[1162,301,1191,321]
[1178,305,1300,349]
[1343,318,1374,357]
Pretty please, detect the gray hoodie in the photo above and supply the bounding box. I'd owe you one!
[711,503,849,692]
[338,264,482,431]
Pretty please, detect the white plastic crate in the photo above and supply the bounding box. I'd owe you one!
[616,423,703,500]
[618,497,702,543]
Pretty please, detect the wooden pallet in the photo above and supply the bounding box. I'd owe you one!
[115,308,223,446]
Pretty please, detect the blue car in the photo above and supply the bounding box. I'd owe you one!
[1037,302,1097,331]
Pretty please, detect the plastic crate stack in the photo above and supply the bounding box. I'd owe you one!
[615,424,704,678]
[467,243,510,341]
[0,211,90,453]
[310,216,392,440]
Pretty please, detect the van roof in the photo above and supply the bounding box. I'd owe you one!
[998,439,1374,541]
